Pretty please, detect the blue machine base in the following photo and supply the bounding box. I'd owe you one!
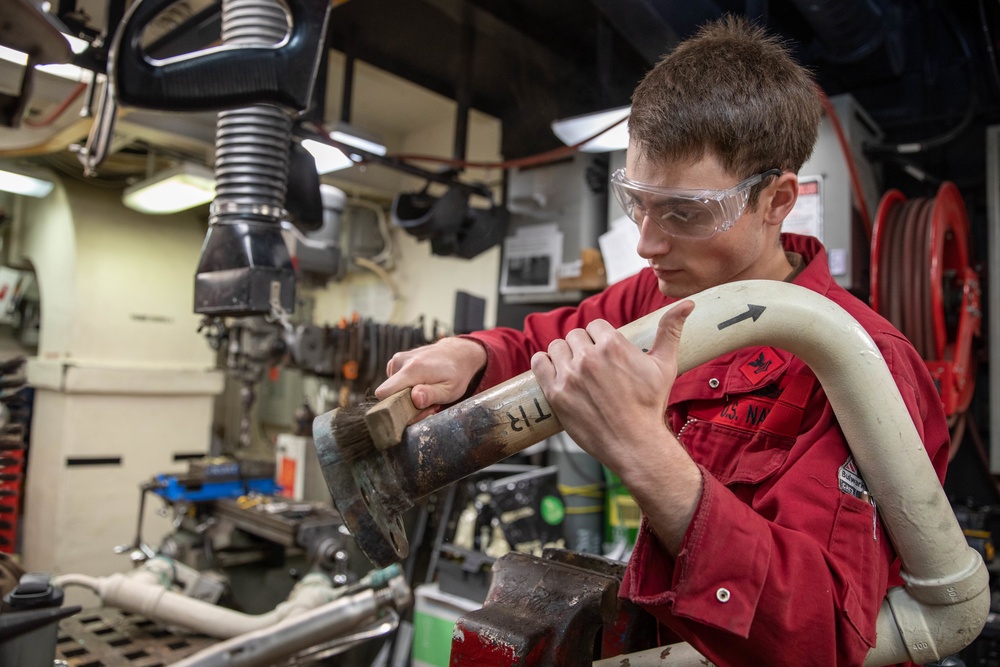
[152,475,280,503]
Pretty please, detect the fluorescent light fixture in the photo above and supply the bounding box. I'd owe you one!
[302,123,386,174]
[551,106,630,153]
[302,139,354,174]
[0,165,54,198]
[0,44,93,83]
[0,46,28,66]
[122,163,216,214]
[35,62,93,82]
[330,125,387,157]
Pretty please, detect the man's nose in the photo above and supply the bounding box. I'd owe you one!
[636,216,670,259]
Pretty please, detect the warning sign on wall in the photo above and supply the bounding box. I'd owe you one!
[784,176,824,241]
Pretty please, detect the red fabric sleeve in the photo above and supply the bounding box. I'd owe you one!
[461,269,670,390]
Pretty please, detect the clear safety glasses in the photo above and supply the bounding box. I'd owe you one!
[610,167,781,239]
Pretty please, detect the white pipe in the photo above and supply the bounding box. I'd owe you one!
[51,574,103,590]
[592,280,988,665]
[171,577,410,667]
[54,567,345,639]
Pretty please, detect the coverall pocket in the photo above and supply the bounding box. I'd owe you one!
[678,420,793,487]
[829,492,881,646]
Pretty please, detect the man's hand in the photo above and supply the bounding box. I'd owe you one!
[530,301,694,472]
[530,301,702,555]
[375,337,487,417]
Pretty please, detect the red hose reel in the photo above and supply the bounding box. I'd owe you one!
[871,182,981,418]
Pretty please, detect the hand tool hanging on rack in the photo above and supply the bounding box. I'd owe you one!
[363,321,380,393]
[284,317,430,400]
[108,0,333,317]
[0,357,27,554]
[339,314,362,407]
[871,182,981,420]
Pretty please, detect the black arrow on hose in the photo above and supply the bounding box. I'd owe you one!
[717,304,766,330]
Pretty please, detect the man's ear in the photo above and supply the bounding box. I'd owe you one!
[763,173,799,227]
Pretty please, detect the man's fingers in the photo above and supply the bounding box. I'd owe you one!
[563,328,594,353]
[375,375,405,399]
[531,351,554,384]
[584,319,615,340]
[385,352,405,378]
[648,300,695,361]
[546,338,572,366]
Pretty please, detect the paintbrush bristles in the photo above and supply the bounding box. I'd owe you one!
[333,396,380,463]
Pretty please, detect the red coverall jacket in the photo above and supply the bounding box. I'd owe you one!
[466,233,950,667]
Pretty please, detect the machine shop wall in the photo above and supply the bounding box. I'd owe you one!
[308,101,502,332]
[8,178,223,604]
[6,179,75,357]
[385,109,501,331]
[7,178,216,366]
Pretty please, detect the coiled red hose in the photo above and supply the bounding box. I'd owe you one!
[871,182,981,438]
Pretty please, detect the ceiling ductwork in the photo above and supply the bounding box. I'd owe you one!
[0,0,993,197]
[788,0,905,82]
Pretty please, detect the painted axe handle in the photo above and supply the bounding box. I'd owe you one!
[399,293,720,497]
[364,389,421,450]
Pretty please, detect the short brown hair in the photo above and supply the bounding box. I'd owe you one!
[629,15,822,189]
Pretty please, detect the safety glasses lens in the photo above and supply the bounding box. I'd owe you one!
[611,183,723,239]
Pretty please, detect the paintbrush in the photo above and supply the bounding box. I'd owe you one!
[332,388,422,462]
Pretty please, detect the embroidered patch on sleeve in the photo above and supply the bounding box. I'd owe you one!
[739,347,783,385]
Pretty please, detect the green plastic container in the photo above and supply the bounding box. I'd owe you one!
[603,467,640,555]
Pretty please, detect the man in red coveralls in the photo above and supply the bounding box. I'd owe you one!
[376,16,949,667]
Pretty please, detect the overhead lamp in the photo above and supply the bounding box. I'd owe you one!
[0,45,29,66]
[302,123,387,174]
[0,163,54,198]
[0,40,93,83]
[551,105,630,153]
[328,54,387,160]
[122,162,216,214]
[302,138,354,174]
[329,122,387,157]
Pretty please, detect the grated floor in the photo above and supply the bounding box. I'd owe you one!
[56,607,218,667]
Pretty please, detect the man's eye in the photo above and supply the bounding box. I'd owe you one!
[626,198,647,218]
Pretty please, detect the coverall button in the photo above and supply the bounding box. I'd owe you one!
[708,378,720,389]
[716,587,731,603]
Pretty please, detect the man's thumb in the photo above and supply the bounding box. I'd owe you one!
[649,300,695,360]
[410,385,438,410]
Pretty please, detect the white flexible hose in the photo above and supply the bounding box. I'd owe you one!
[54,568,344,639]
[349,197,394,268]
[352,255,405,322]
[51,573,102,590]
